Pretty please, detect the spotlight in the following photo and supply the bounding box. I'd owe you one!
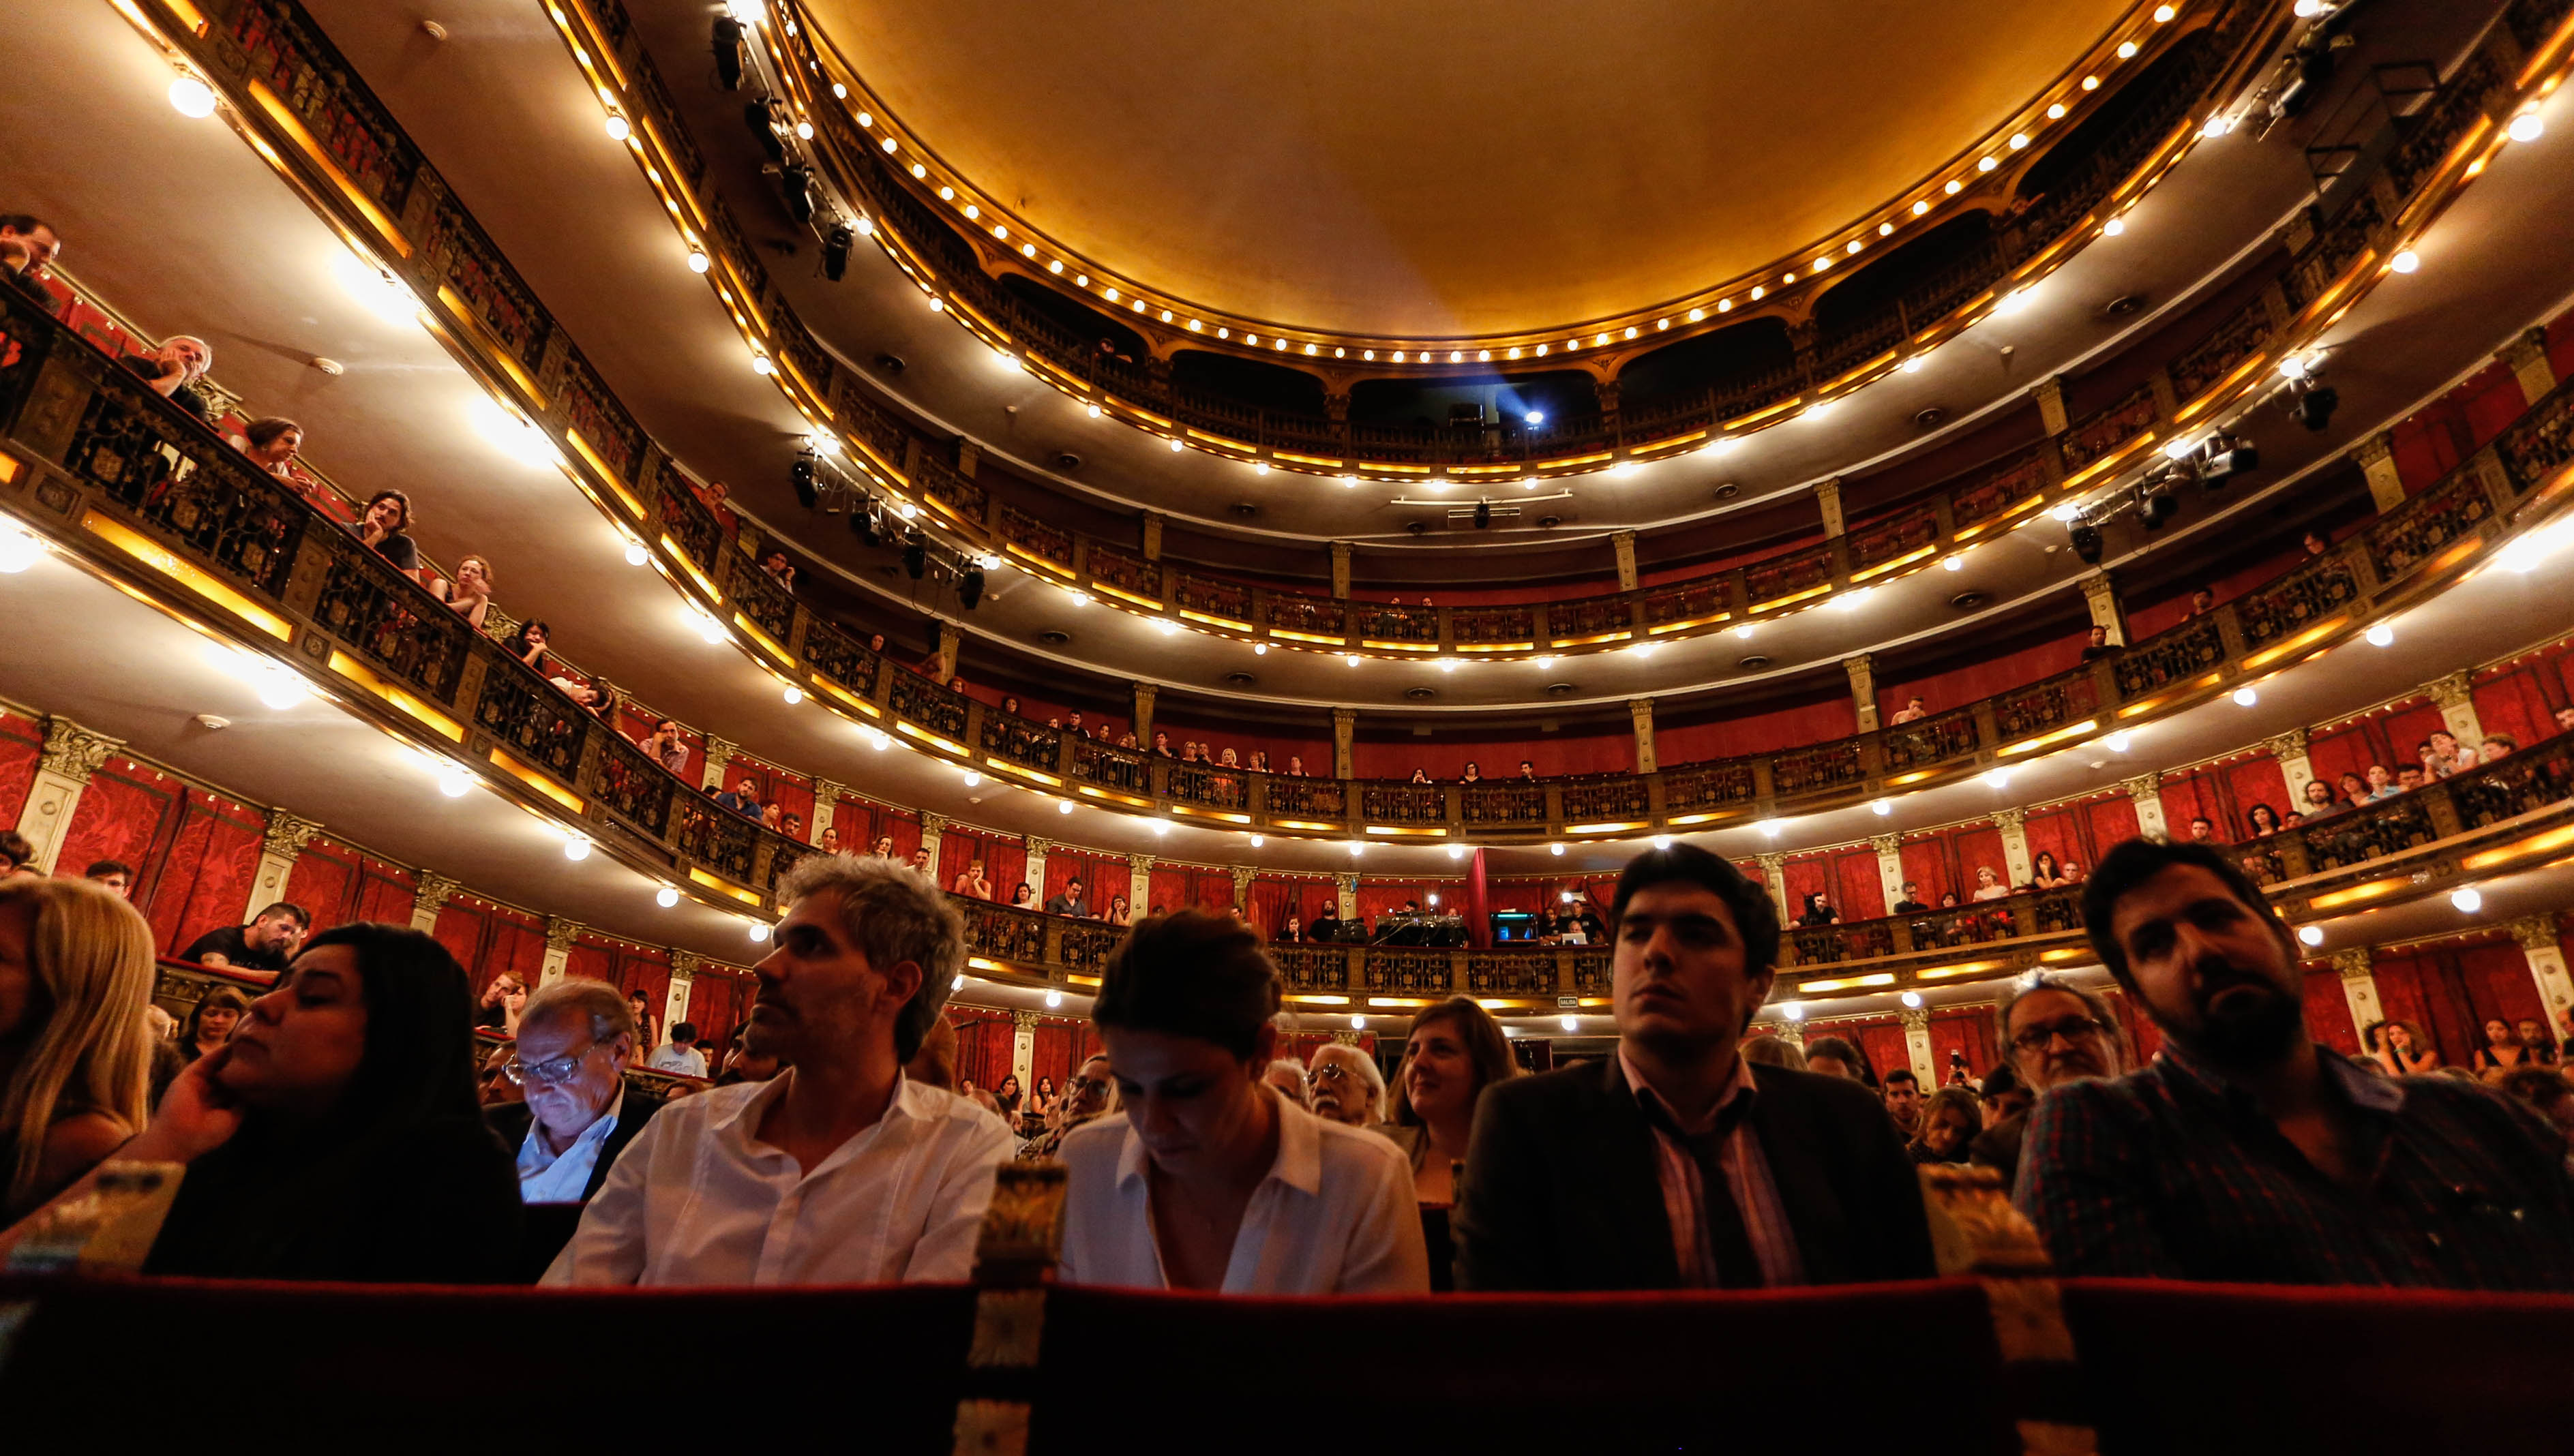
[902,538,928,579]
[744,100,784,163]
[779,164,815,224]
[168,74,218,119]
[1525,410,1544,425]
[2194,435,2259,489]
[657,886,680,907]
[2450,885,2483,913]
[712,17,747,89]
[1046,990,1063,1008]
[749,922,772,943]
[958,566,985,611]
[2070,523,2105,564]
[790,453,818,509]
[822,222,853,281]
[2297,925,2324,946]
[2136,481,2178,531]
[563,832,593,862]
[2365,623,2394,648]
[855,506,882,546]
[2294,384,2339,431]
[1901,991,1924,1008]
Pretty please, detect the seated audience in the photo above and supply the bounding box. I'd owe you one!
[949,859,993,900]
[1105,894,1132,927]
[1045,877,1090,917]
[0,832,38,877]
[2423,730,2476,778]
[648,1022,708,1078]
[2362,1018,2440,1077]
[503,619,552,673]
[2482,733,2517,761]
[2516,1018,2559,1067]
[993,1074,1024,1117]
[443,554,494,631]
[2245,803,2282,838]
[1971,972,2125,1185]
[1881,1067,1923,1138]
[2472,1018,2536,1078]
[1908,1086,1982,1166]
[1019,1052,1116,1162]
[1009,883,1034,907]
[2019,838,2574,1287]
[1889,695,1929,725]
[1262,1058,1309,1108]
[758,549,796,590]
[155,985,251,1106]
[868,834,895,858]
[2030,852,2073,890]
[908,849,933,877]
[121,334,213,421]
[546,854,1011,1285]
[83,860,133,896]
[228,416,303,478]
[640,718,689,776]
[1306,1042,1385,1128]
[1056,911,1428,1292]
[1456,843,1934,1290]
[715,776,764,821]
[1737,1033,1808,1070]
[1891,883,1930,914]
[1382,996,1516,1210]
[0,213,61,308]
[2363,763,2400,801]
[1971,866,2010,901]
[181,900,310,977]
[2301,779,2343,818]
[1801,1035,1866,1082]
[1795,893,1839,928]
[0,879,155,1222]
[475,971,528,1035]
[626,989,659,1052]
[2079,624,2117,661]
[2186,816,2216,843]
[352,489,421,573]
[5,924,523,1281]
[486,977,663,1204]
[1977,1063,2034,1126]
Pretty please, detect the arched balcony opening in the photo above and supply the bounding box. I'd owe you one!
[1171,348,1328,418]
[999,274,1148,363]
[1811,213,1999,339]
[2016,27,2217,206]
[1615,316,1797,410]
[1348,369,1596,431]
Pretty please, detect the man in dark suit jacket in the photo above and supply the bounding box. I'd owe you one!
[1455,843,1934,1290]
[487,1085,665,1202]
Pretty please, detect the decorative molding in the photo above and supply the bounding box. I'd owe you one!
[1754,851,1787,875]
[259,810,325,861]
[1991,806,2026,830]
[2511,913,2562,953]
[1899,1007,1932,1033]
[2427,671,2476,710]
[1334,872,1359,894]
[1011,1008,1041,1032]
[1331,1029,1362,1046]
[1868,834,1902,855]
[2259,728,2310,760]
[2119,772,2162,801]
[412,871,461,912]
[2331,947,2375,980]
[36,716,122,783]
[544,915,584,952]
[671,950,704,979]
[1025,836,1052,858]
[702,735,738,768]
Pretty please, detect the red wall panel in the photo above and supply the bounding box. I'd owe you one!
[2472,665,2560,749]
[0,714,44,828]
[2019,807,2085,881]
[1898,838,1957,907]
[55,759,185,887]
[2299,969,2361,1055]
[1881,631,2089,720]
[1831,848,1887,920]
[1951,826,2008,892]
[1928,1008,2001,1082]
[1658,695,1860,765]
[143,789,266,958]
[2224,757,2293,835]
[2083,796,2142,864]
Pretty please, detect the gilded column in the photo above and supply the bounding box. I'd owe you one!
[1329,541,1353,601]
[245,810,324,922]
[2034,375,2071,436]
[1628,697,1658,775]
[1335,871,1359,923]
[809,778,846,846]
[2123,772,2167,839]
[1231,864,1255,913]
[1992,806,2032,885]
[2078,569,2126,646]
[409,871,460,933]
[2261,729,2315,808]
[1611,530,1640,592]
[1813,476,1846,539]
[2500,327,2556,406]
[1900,1006,1937,1087]
[700,735,737,795]
[1844,653,1879,733]
[1754,851,1789,920]
[2511,915,2574,1039]
[920,812,948,881]
[1332,708,1358,780]
[1131,682,1157,741]
[540,916,584,987]
[2331,947,2382,1048]
[1011,1007,1039,1091]
[667,950,702,1043]
[2428,671,2484,748]
[2352,433,2406,513]
[1129,853,1156,912]
[1023,836,1051,903]
[14,716,123,875]
[934,621,961,682]
[1140,511,1165,562]
[1870,833,1906,911]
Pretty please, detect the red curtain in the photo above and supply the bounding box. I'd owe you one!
[2299,969,2361,1055]
[2472,664,2562,748]
[2020,808,2087,881]
[684,969,743,1046]
[1657,694,1859,764]
[950,1007,1016,1091]
[1880,629,2089,720]
[1898,838,1956,907]
[1928,1009,2001,1084]
[1832,848,1886,920]
[2084,795,2142,861]
[1248,875,1330,938]
[1950,826,2007,889]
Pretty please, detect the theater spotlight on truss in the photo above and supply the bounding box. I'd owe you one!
[778,164,815,224]
[854,502,882,545]
[745,99,785,163]
[822,222,853,282]
[2069,521,2105,564]
[790,452,818,509]
[959,566,985,611]
[712,16,747,89]
[2289,376,2339,432]
[2181,433,2259,490]
[2136,476,2179,530]
[903,536,928,580]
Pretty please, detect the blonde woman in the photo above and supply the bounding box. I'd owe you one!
[0,877,156,1220]
[443,554,495,631]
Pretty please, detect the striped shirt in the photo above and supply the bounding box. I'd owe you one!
[1617,1047,1807,1288]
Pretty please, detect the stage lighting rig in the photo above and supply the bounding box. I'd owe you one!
[958,566,986,611]
[745,99,786,164]
[712,17,746,89]
[822,222,854,281]
[790,453,818,509]
[903,536,929,580]
[778,164,815,224]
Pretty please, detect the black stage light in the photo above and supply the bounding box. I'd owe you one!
[903,537,928,579]
[2070,523,2104,564]
[2197,436,2260,489]
[1473,499,1492,530]
[853,505,881,545]
[746,100,785,164]
[2137,480,2179,530]
[959,567,985,611]
[712,18,745,89]
[779,164,815,224]
[822,222,853,281]
[2296,384,2339,432]
[790,453,818,509]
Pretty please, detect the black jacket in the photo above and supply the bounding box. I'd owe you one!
[1453,1057,1935,1290]
[484,1088,666,1202]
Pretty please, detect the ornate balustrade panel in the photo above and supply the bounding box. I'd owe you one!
[1641,578,1729,628]
[1791,922,1895,966]
[313,548,470,703]
[766,836,811,898]
[1547,594,1634,641]
[1993,670,2101,742]
[1663,760,1759,814]
[1272,945,1350,992]
[2029,888,2085,936]
[728,553,796,645]
[1561,776,1649,824]
[2296,793,2439,873]
[800,618,882,697]
[1359,783,1446,825]
[1265,776,1347,819]
[2367,468,2495,582]
[1073,738,1150,795]
[2284,187,2385,312]
[1947,447,2050,534]
[961,900,1047,965]
[1169,761,1250,810]
[2496,376,2574,495]
[1451,605,1536,646]
[1265,596,1346,640]
[1086,545,1161,604]
[1570,952,1612,995]
[2234,551,2361,649]
[473,660,589,783]
[1355,601,1439,645]
[1058,922,1120,978]
[216,0,423,220]
[1881,709,1981,773]
[2059,384,2159,474]
[2235,843,2292,888]
[1771,742,1866,800]
[592,727,676,839]
[1170,571,1254,626]
[1461,783,1548,829]
[2112,616,2226,698]
[2444,733,2574,832]
[1746,544,1836,606]
[910,452,986,521]
[978,710,1062,773]
[61,378,306,602]
[1364,950,1454,995]
[1849,504,1941,573]
[1466,953,1558,996]
[560,356,646,487]
[1900,904,2017,952]
[2386,49,2507,197]
[655,480,725,581]
[2167,295,2276,404]
[888,670,968,741]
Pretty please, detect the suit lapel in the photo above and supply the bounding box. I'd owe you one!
[1585,1059,1683,1288]
[1748,1068,1855,1284]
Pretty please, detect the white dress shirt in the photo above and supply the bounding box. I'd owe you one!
[1056,1095,1429,1294]
[516,1088,627,1204]
[542,1072,1014,1286]
[646,1044,708,1077]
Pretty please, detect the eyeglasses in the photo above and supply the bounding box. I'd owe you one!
[1311,1063,1355,1083]
[2011,1017,2110,1055]
[504,1040,602,1087]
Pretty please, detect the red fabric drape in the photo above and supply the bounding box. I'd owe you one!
[950,1008,1016,1092]
[1927,1009,2001,1084]
[1467,848,1492,947]
[1248,876,1330,938]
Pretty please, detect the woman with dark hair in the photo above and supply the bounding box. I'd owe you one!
[1056,911,1427,1293]
[2361,1018,2440,1076]
[993,1074,1023,1116]
[503,619,551,674]
[1011,883,1035,908]
[2246,803,2284,838]
[1104,895,1131,927]
[154,985,253,1105]
[1383,997,1515,1290]
[2030,852,2071,891]
[1907,1086,1982,1165]
[230,416,303,476]
[1,923,519,1281]
[2472,1018,2535,1078]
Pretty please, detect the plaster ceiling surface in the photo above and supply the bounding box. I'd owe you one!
[802,0,2135,337]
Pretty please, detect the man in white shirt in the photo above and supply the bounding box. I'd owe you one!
[485,977,665,1204]
[645,1020,709,1078]
[545,854,1013,1286]
[1055,911,1428,1294]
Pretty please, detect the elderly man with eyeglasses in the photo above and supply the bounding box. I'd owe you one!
[1971,971,2125,1185]
[486,978,665,1205]
[1308,1042,1386,1127]
[1019,1053,1118,1162]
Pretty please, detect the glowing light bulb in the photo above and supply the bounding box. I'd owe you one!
[2390,249,2419,273]
[749,922,772,943]
[2365,624,2394,647]
[1870,799,1893,816]
[687,248,710,273]
[1943,555,1964,571]
[751,354,775,376]
[657,886,680,908]
[1350,1015,1366,1030]
[2450,886,2483,913]
[168,75,217,118]
[1780,1004,1804,1023]
[1058,800,1074,815]
[1560,1015,1578,1033]
[0,526,38,575]
[2509,112,2545,143]
[2105,731,2133,753]
[782,685,803,706]
[1046,990,1063,1008]
[256,665,308,710]
[1248,834,1264,847]
[563,833,593,862]
[2232,687,2259,707]
[438,768,473,799]
[624,540,650,566]
[604,112,631,142]
[2104,217,2125,237]
[1902,991,1924,1008]
[1549,843,1566,857]
[2297,925,2324,946]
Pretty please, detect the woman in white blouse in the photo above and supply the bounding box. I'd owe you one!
[1053,911,1428,1294]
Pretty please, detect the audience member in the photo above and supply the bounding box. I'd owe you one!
[1977,1063,2034,1125]
[230,416,303,478]
[868,834,895,858]
[503,619,552,674]
[2515,1018,2558,1067]
[2020,838,2574,1286]
[640,719,689,776]
[2472,1018,2536,1078]
[82,860,132,896]
[1971,971,2126,1185]
[2300,779,2341,819]
[121,335,214,421]
[2031,852,2072,890]
[2079,624,2117,661]
[2245,804,2282,838]
[0,832,35,877]
[1010,883,1034,908]
[443,554,494,631]
[949,859,993,900]
[908,849,933,877]
[2185,587,2217,618]
[1383,996,1516,1209]
[1971,866,2009,901]
[1738,1034,1808,1070]
[2361,1018,2440,1077]
[1045,877,1090,917]
[1056,911,1428,1293]
[1889,696,1929,725]
[1907,1086,1981,1166]
[5,924,524,1281]
[1891,883,1930,914]
[757,549,796,590]
[1018,1052,1115,1162]
[1881,1067,1923,1137]
[486,978,663,1204]
[1262,1058,1310,1108]
[648,1022,708,1078]
[1801,1036,1867,1082]
[546,854,1010,1285]
[625,989,659,1052]
[1105,895,1132,927]
[715,776,764,821]
[352,489,421,573]
[1455,843,1934,1290]
[0,879,154,1222]
[0,213,61,310]
[180,901,310,977]
[1306,1042,1384,1127]
[474,971,528,1035]
[993,1074,1024,1117]
[2481,733,2517,762]
[1795,893,1839,928]
[155,985,251,1106]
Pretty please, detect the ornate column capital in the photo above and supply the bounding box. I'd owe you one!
[1334,871,1360,894]
[2511,913,2562,953]
[670,950,704,980]
[543,915,584,952]
[1868,833,1902,855]
[1129,852,1155,878]
[2352,431,2395,468]
[921,811,948,836]
[1991,805,2026,830]
[1754,851,1786,876]
[1230,864,1255,896]
[1330,1029,1363,1046]
[2427,671,2476,710]
[37,716,123,784]
[2331,947,2375,980]
[1025,835,1053,858]
[1330,706,1359,729]
[1898,1007,1931,1033]
[2119,772,2162,802]
[413,871,461,912]
[1011,1008,1042,1032]
[260,810,325,860]
[2260,727,2310,760]
[702,735,738,768]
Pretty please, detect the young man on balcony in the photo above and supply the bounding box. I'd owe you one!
[1453,844,1934,1290]
[2018,839,2574,1288]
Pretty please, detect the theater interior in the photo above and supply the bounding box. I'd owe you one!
[3,0,2574,1446]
